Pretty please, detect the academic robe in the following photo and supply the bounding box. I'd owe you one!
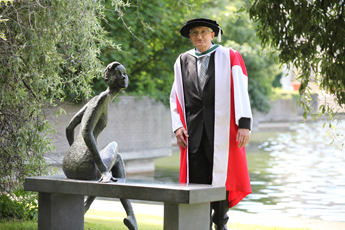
[170,45,253,208]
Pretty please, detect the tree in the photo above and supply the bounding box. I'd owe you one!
[180,0,280,113]
[248,0,345,119]
[98,0,209,105]
[0,0,283,218]
[0,0,116,218]
[98,0,279,112]
[214,0,280,113]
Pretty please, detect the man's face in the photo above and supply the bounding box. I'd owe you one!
[189,26,215,52]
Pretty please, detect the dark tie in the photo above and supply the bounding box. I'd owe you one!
[198,56,210,90]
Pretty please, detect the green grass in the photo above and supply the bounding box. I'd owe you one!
[154,150,180,170]
[85,210,312,230]
[85,209,162,229]
[0,218,37,230]
[0,209,311,230]
[226,223,310,230]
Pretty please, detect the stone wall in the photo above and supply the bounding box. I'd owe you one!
[253,95,319,130]
[48,95,172,175]
[48,94,321,175]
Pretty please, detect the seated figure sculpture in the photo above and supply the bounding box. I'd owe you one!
[62,62,138,230]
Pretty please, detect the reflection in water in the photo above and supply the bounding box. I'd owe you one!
[242,121,345,222]
[129,121,345,222]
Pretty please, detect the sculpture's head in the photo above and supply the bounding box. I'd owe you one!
[104,62,128,90]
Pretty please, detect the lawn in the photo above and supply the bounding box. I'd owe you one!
[0,209,311,230]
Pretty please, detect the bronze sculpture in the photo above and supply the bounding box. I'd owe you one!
[62,62,138,230]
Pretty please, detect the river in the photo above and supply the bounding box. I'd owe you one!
[129,120,345,222]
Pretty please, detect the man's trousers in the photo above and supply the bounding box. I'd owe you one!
[188,128,229,230]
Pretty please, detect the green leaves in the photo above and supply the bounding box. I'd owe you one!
[0,0,116,199]
[248,0,345,118]
[97,0,279,111]
[0,190,38,220]
[96,0,204,105]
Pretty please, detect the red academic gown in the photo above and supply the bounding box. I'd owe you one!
[170,45,253,208]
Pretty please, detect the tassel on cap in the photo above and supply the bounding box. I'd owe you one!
[217,27,222,42]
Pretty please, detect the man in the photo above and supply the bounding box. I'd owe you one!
[170,18,252,230]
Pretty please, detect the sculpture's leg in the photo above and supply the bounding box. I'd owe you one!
[84,196,96,214]
[83,142,119,215]
[101,142,119,170]
[112,153,138,230]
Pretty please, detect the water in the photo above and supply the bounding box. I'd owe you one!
[129,121,345,222]
[243,121,345,222]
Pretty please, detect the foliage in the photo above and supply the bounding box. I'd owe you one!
[98,0,204,105]
[0,190,37,220]
[98,0,280,113]
[0,0,117,204]
[194,0,280,113]
[272,72,283,88]
[248,0,345,119]
[221,0,281,113]
[270,87,300,102]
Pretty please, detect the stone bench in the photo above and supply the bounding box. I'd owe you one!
[24,175,226,230]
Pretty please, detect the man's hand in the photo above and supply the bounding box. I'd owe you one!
[175,127,189,149]
[236,128,250,148]
[99,171,117,183]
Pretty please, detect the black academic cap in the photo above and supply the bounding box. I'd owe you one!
[179,18,223,39]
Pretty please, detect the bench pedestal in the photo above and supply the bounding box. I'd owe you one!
[25,175,225,230]
[164,202,210,230]
[38,193,84,230]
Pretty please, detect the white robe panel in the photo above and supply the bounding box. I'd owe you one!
[169,54,189,183]
[213,46,231,186]
[232,65,253,129]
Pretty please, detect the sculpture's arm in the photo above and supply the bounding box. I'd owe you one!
[65,104,87,146]
[81,94,108,174]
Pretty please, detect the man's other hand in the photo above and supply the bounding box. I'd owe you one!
[236,128,250,148]
[175,127,189,149]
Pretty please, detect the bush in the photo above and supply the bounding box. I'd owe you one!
[0,190,38,220]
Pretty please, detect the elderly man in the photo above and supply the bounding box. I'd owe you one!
[170,18,253,230]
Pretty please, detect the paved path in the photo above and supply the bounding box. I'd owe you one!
[90,198,345,230]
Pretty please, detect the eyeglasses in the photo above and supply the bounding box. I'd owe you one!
[190,30,213,37]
